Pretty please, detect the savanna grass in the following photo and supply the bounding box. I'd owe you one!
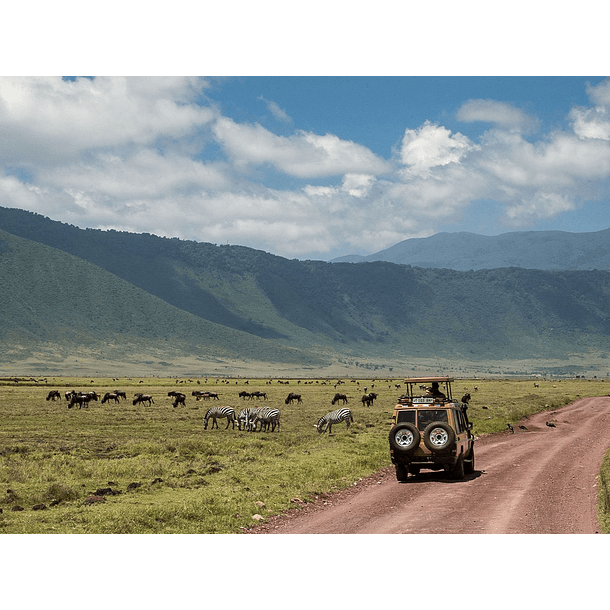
[0,375,607,533]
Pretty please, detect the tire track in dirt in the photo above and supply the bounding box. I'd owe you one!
[247,396,610,534]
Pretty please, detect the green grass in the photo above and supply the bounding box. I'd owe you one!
[0,375,607,533]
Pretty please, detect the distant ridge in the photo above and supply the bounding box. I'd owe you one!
[330,229,610,271]
[3,205,610,376]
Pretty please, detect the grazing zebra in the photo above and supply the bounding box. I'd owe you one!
[237,407,257,431]
[249,407,281,432]
[331,393,348,405]
[317,408,353,434]
[204,406,237,430]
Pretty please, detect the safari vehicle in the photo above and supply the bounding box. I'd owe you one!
[388,377,474,481]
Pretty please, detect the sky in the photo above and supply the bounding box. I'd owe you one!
[2,75,610,261]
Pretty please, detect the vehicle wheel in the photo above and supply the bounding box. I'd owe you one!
[464,447,475,474]
[395,463,409,482]
[422,422,455,453]
[451,454,465,480]
[389,423,420,454]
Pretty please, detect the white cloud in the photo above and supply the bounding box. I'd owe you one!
[456,99,538,132]
[398,121,476,177]
[213,117,391,178]
[258,96,291,123]
[0,76,215,165]
[3,76,610,259]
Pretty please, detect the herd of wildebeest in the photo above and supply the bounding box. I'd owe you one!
[43,382,383,435]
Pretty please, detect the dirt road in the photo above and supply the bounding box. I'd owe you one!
[247,396,610,534]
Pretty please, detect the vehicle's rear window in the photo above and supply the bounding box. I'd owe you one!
[416,409,448,431]
[397,410,416,424]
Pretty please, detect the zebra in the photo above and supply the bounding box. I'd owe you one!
[249,407,281,432]
[237,407,259,431]
[316,408,353,434]
[203,406,237,430]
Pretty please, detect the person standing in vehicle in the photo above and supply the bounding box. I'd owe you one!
[426,381,445,399]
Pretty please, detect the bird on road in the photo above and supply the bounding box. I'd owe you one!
[546,421,556,428]
[506,423,514,433]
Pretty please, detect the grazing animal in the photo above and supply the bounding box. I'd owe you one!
[172,394,186,408]
[546,421,556,428]
[250,391,267,400]
[285,392,302,405]
[331,393,348,405]
[133,394,154,406]
[46,390,61,401]
[506,423,514,433]
[361,392,377,407]
[317,408,353,434]
[203,406,237,430]
[68,394,90,409]
[249,407,281,432]
[237,407,257,431]
[102,392,120,404]
[114,390,127,400]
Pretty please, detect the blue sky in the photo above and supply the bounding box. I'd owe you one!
[1,75,610,260]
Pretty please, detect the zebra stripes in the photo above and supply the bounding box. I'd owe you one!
[316,408,353,434]
[249,407,281,432]
[203,406,237,430]
[237,407,280,432]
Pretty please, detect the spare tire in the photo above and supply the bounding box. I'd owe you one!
[389,423,420,454]
[423,421,455,453]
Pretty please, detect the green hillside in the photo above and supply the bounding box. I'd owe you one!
[2,206,610,377]
[0,229,330,373]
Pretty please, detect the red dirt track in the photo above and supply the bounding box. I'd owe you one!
[246,396,610,534]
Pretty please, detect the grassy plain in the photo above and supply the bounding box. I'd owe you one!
[0,375,608,534]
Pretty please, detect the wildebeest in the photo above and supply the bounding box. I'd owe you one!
[101,392,120,404]
[68,393,90,409]
[331,393,348,405]
[46,390,61,401]
[170,392,186,408]
[285,392,302,404]
[192,390,219,400]
[203,406,237,430]
[361,392,378,407]
[133,393,154,406]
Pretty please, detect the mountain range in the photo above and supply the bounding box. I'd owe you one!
[331,228,610,271]
[1,205,610,377]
